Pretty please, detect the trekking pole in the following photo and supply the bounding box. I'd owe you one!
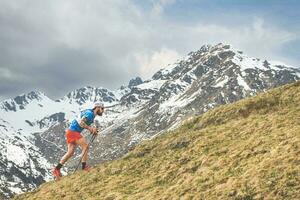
[73,132,98,173]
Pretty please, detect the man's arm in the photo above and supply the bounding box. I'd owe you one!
[79,117,94,133]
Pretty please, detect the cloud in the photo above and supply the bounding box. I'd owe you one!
[0,0,147,99]
[150,0,177,15]
[135,48,181,78]
[0,0,298,100]
[158,16,298,65]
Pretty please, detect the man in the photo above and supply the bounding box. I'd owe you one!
[52,102,105,179]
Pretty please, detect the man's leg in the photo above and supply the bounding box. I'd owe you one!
[53,143,76,178]
[60,143,76,165]
[75,137,89,169]
[54,143,76,170]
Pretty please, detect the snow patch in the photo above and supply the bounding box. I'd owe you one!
[7,182,23,194]
[160,63,179,75]
[6,144,27,166]
[232,54,266,71]
[214,76,229,88]
[237,75,251,90]
[136,80,166,90]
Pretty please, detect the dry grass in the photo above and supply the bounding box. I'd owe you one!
[15,81,300,200]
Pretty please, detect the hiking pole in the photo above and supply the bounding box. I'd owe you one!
[73,132,98,173]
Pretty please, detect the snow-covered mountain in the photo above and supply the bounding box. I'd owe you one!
[87,43,300,164]
[1,43,299,198]
[0,88,121,198]
[0,117,51,198]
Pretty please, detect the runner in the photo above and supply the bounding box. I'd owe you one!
[52,102,104,179]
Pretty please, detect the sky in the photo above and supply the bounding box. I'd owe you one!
[0,0,299,100]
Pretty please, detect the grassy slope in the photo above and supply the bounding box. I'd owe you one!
[15,81,300,200]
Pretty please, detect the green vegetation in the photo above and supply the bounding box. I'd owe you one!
[15,81,300,200]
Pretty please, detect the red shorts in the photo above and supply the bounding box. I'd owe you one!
[65,129,82,144]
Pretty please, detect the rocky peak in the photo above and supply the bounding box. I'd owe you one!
[128,77,143,89]
[0,90,45,112]
[152,43,235,81]
[64,86,118,105]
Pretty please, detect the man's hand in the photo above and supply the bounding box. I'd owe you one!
[90,127,98,135]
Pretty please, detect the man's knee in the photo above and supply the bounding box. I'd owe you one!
[82,143,89,151]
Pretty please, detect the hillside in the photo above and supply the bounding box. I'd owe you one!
[14,81,300,199]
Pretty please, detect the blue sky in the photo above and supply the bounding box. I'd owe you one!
[0,0,299,100]
[160,0,300,63]
[139,0,300,67]
[136,0,300,65]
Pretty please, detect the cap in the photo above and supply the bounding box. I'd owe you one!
[94,102,104,108]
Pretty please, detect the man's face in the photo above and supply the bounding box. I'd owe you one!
[96,107,104,116]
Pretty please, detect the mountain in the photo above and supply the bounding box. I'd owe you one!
[0,115,51,198]
[0,88,120,198]
[14,80,300,200]
[84,43,300,166]
[1,43,300,198]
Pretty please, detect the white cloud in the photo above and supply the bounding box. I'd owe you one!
[150,0,177,15]
[0,0,299,100]
[166,17,298,63]
[135,48,181,79]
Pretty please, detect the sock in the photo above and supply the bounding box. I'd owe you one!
[55,163,63,170]
[81,162,86,169]
[82,162,86,169]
